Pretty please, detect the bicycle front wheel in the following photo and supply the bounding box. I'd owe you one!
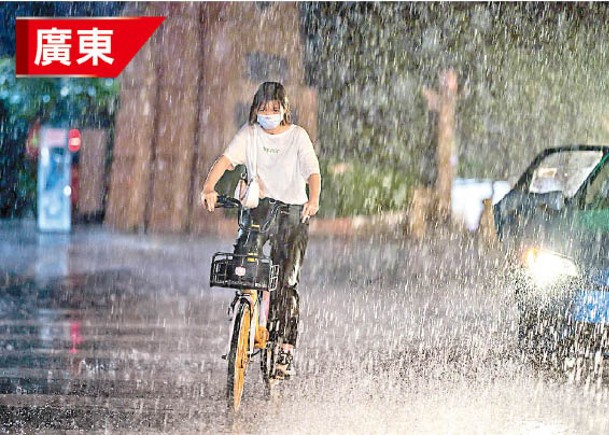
[227,301,252,413]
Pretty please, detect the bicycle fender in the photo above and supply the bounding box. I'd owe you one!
[224,296,256,359]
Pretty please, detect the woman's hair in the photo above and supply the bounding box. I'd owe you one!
[248,82,292,125]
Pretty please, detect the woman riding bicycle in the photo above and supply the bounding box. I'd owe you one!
[201,82,321,379]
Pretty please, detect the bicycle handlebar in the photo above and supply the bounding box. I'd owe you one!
[215,194,241,209]
[214,194,294,234]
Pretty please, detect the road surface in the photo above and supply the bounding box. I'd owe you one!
[0,220,608,434]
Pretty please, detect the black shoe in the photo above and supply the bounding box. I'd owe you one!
[275,351,295,379]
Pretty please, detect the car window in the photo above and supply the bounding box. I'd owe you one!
[585,154,609,209]
[529,151,603,198]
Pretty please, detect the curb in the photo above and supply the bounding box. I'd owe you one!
[207,212,409,239]
[310,212,408,238]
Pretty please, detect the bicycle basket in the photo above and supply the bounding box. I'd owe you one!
[210,253,279,291]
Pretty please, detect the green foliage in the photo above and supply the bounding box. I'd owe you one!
[318,160,417,218]
[0,57,119,128]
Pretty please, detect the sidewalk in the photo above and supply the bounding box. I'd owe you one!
[0,219,225,288]
[0,217,502,290]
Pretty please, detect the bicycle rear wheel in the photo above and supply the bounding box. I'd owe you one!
[261,345,272,397]
[227,301,252,412]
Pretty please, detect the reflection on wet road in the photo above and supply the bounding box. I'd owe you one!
[0,270,228,432]
[1,220,609,434]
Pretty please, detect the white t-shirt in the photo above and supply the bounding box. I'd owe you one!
[223,124,320,205]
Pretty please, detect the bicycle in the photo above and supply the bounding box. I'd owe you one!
[209,195,292,413]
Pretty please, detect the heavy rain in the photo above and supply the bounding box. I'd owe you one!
[2,2,609,434]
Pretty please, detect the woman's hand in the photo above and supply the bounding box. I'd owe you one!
[302,198,319,222]
[201,188,218,212]
[302,173,321,222]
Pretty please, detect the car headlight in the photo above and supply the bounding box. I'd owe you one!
[522,247,579,287]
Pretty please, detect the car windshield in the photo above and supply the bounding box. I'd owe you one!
[529,150,603,198]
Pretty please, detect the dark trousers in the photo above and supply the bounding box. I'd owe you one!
[233,198,309,347]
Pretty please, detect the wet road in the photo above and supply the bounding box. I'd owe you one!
[1,220,609,434]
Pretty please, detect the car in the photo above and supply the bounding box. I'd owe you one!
[494,145,609,378]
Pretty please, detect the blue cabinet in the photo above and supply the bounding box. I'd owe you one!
[37,127,71,232]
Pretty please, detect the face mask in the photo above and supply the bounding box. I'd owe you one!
[257,113,282,130]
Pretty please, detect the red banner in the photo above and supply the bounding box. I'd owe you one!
[16,17,165,78]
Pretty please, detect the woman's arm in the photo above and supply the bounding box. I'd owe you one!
[200,155,234,212]
[302,173,321,219]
